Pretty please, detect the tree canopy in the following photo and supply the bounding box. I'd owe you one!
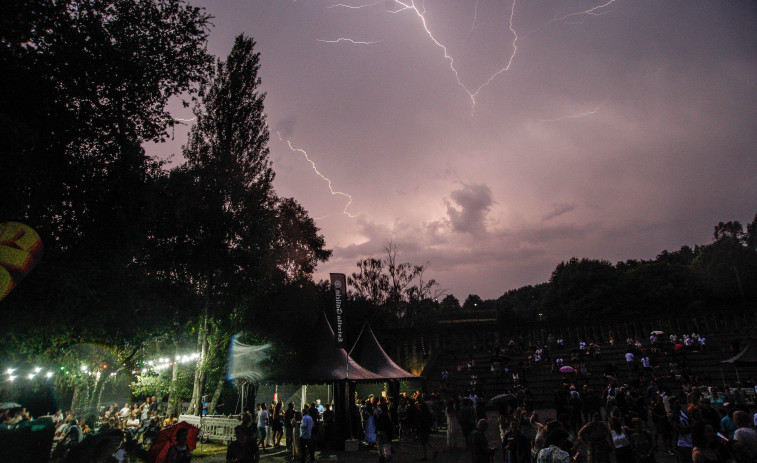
[1,4,330,414]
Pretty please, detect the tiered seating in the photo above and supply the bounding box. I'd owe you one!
[422,329,757,407]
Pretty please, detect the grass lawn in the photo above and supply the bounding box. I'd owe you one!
[192,441,227,458]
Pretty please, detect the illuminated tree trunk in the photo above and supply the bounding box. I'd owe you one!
[190,308,209,415]
[168,341,181,416]
[208,374,225,415]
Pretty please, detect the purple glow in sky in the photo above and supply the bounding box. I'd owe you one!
[146,0,757,299]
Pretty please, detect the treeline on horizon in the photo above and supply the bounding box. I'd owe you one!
[464,216,757,325]
[332,215,757,339]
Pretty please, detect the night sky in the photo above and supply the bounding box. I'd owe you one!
[146,0,757,299]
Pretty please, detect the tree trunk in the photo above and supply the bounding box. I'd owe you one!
[95,375,113,413]
[168,341,181,417]
[70,384,82,413]
[88,374,104,411]
[190,309,209,415]
[207,374,225,415]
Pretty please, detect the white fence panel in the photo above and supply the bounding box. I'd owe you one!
[178,414,242,444]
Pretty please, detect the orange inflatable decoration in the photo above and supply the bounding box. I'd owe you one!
[0,222,44,301]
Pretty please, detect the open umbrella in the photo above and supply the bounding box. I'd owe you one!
[560,366,575,373]
[490,355,511,364]
[147,421,199,463]
[0,402,22,409]
[650,331,664,335]
[486,393,518,409]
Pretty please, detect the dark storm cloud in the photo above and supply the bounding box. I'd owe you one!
[445,183,494,236]
[542,202,577,221]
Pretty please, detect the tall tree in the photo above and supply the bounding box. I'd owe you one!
[175,34,330,413]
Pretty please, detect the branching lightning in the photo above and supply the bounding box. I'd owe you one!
[321,1,619,112]
[317,38,379,45]
[539,99,609,122]
[525,0,619,38]
[328,2,376,9]
[386,0,519,112]
[276,132,356,218]
[552,0,617,22]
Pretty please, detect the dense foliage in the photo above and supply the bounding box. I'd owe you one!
[490,216,757,324]
[1,1,330,414]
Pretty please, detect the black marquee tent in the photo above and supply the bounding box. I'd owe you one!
[264,312,385,384]
[349,322,417,380]
[256,313,392,447]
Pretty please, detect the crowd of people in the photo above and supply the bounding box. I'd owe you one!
[4,327,756,463]
[434,329,757,463]
[36,397,187,462]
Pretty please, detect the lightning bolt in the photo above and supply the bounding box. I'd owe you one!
[539,99,609,122]
[387,0,519,112]
[328,2,377,9]
[471,0,480,32]
[524,0,619,38]
[276,132,356,218]
[553,0,617,22]
[317,38,379,45]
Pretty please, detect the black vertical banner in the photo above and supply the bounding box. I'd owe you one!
[330,273,347,348]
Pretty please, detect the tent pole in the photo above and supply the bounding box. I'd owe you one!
[721,367,725,388]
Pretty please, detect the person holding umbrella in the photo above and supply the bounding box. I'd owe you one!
[146,421,199,463]
[166,427,192,463]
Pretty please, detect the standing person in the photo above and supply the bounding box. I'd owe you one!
[417,398,438,461]
[227,425,260,463]
[691,422,727,463]
[446,398,463,452]
[166,427,193,463]
[577,413,612,463]
[609,416,634,463]
[265,404,274,449]
[291,411,302,460]
[459,397,476,450]
[471,419,496,463]
[300,407,315,463]
[256,403,268,452]
[364,398,377,447]
[150,396,159,414]
[284,403,295,451]
[322,404,336,450]
[398,398,410,440]
[272,402,283,448]
[629,417,655,463]
[652,394,673,455]
[375,398,393,463]
[502,420,530,463]
[731,410,757,463]
[669,397,694,463]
